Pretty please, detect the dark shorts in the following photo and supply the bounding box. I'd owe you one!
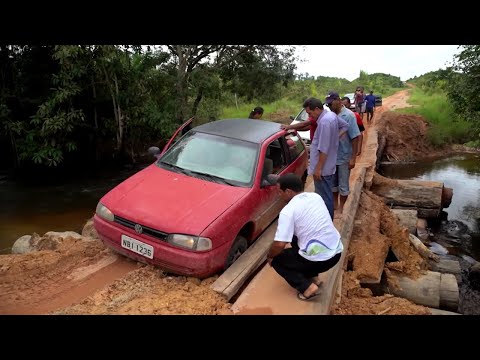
[366,107,374,113]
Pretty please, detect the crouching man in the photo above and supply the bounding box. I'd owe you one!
[266,173,343,301]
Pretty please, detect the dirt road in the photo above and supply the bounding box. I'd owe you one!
[0,87,432,315]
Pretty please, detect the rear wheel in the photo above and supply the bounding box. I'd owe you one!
[224,236,248,270]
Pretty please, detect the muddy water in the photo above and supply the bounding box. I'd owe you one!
[380,153,480,260]
[0,165,148,253]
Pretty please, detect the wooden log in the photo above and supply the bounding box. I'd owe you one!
[387,271,441,309]
[417,208,441,219]
[372,178,446,209]
[440,273,459,312]
[391,206,440,218]
[416,218,429,241]
[428,307,461,315]
[429,258,461,276]
[409,234,439,261]
[391,209,417,234]
[386,270,459,311]
[442,187,453,208]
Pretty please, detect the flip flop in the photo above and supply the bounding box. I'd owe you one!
[297,292,321,301]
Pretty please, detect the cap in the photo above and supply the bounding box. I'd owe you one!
[325,91,340,105]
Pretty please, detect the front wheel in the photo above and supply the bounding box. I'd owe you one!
[224,236,248,270]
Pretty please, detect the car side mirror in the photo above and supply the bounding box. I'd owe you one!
[148,146,161,159]
[261,174,279,188]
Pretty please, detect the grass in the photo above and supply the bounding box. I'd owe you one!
[396,88,473,146]
[220,99,301,121]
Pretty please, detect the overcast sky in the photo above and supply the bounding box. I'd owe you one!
[294,45,460,81]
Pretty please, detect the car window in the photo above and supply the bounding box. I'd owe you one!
[285,132,305,162]
[265,139,288,174]
[158,131,259,186]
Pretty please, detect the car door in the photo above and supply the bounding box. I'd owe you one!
[250,132,307,237]
[161,117,194,156]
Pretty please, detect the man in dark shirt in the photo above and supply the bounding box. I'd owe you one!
[364,91,376,124]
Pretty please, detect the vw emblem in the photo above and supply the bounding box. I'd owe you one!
[134,224,143,234]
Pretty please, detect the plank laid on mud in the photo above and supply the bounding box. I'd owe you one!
[212,179,317,301]
[211,220,277,301]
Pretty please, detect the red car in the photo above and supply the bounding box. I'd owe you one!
[94,118,308,278]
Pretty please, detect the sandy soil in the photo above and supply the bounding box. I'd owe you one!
[0,87,457,315]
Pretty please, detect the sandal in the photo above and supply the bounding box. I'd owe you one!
[297,292,321,301]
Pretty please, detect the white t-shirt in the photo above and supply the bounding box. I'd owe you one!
[274,192,343,261]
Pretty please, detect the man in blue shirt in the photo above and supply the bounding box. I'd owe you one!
[306,96,349,220]
[364,91,376,124]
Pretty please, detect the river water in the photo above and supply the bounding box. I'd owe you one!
[0,165,148,254]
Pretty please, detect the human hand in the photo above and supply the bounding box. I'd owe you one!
[349,158,356,169]
[280,124,290,130]
[313,169,322,181]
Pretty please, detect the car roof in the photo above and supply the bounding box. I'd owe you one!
[193,118,282,144]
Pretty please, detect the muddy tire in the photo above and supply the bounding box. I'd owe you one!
[224,236,248,270]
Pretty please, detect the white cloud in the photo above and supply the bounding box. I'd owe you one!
[294,45,460,81]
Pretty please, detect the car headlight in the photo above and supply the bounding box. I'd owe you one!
[96,202,114,222]
[167,234,212,251]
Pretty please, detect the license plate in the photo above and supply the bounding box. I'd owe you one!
[121,235,154,259]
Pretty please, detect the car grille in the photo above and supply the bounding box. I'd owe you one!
[114,215,169,242]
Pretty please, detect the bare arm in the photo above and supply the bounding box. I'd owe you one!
[267,241,287,265]
[349,136,359,169]
[281,121,311,132]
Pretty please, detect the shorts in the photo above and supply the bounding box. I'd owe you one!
[360,102,366,112]
[366,106,374,113]
[331,163,350,196]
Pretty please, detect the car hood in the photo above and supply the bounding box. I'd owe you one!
[101,164,249,235]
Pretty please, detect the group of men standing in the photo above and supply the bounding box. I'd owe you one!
[282,91,362,219]
[266,91,365,301]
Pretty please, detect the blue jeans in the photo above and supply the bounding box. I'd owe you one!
[314,175,334,220]
[332,163,350,196]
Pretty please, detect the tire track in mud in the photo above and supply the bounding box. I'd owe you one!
[0,238,138,314]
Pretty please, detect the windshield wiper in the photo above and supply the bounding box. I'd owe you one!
[186,170,237,186]
[159,161,190,175]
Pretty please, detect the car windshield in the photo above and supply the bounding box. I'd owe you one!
[157,131,259,187]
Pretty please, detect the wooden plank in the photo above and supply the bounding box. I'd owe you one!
[313,165,367,314]
[211,221,277,300]
[211,177,317,301]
